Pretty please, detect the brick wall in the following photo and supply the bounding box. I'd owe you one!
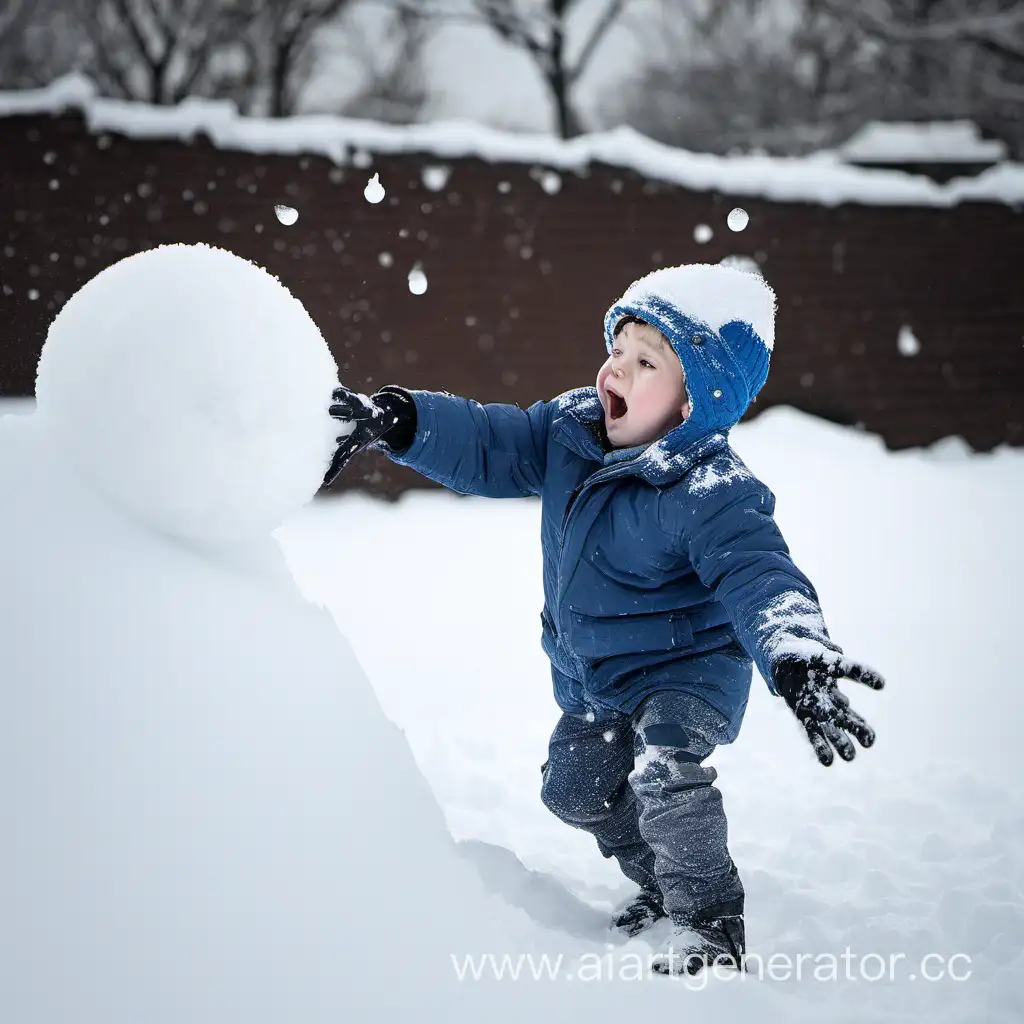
[1,110,1021,497]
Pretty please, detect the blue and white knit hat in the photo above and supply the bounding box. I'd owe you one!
[603,263,776,442]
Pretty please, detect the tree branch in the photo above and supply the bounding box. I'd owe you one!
[71,0,138,98]
[0,0,26,45]
[173,19,225,102]
[977,70,1024,104]
[472,0,547,60]
[963,27,1024,66]
[109,0,159,70]
[822,0,1024,65]
[569,0,624,83]
[139,0,175,49]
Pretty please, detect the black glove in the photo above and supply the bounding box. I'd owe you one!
[772,653,885,767]
[322,385,417,488]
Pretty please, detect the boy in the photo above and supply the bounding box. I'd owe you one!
[324,263,884,976]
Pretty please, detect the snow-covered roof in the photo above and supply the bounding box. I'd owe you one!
[2,74,1023,208]
[839,120,1008,164]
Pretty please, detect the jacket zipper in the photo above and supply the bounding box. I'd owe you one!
[554,463,632,664]
[554,448,651,647]
[560,462,631,541]
[560,483,584,535]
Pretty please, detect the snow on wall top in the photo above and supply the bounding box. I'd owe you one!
[839,119,1008,165]
[2,74,1023,209]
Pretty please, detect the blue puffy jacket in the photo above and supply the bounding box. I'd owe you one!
[380,265,842,742]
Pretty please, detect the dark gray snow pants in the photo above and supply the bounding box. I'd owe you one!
[540,690,744,922]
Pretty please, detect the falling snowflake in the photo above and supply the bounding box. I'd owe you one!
[274,205,298,226]
[727,208,749,232]
[897,324,921,357]
[540,171,562,195]
[364,173,385,204]
[421,166,450,192]
[408,263,427,295]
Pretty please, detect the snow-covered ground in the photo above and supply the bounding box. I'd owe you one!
[278,407,1024,1022]
[2,240,1021,1022]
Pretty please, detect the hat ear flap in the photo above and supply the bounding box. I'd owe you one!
[719,320,771,400]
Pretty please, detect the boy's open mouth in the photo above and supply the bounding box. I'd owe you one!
[606,385,628,420]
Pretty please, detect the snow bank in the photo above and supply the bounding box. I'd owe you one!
[0,247,544,1022]
[3,73,1023,208]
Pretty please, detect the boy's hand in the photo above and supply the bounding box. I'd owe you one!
[322,385,415,488]
[772,653,885,767]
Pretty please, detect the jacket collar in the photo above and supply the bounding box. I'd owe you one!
[550,387,730,487]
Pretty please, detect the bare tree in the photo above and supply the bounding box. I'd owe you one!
[0,0,424,120]
[597,0,867,154]
[466,0,627,138]
[0,0,91,89]
[235,0,358,116]
[598,0,1024,157]
[67,0,255,105]
[58,0,357,115]
[838,0,1024,63]
[334,4,433,122]
[819,0,1024,154]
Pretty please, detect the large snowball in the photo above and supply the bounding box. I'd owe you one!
[35,244,339,544]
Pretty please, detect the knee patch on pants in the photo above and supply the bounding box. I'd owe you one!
[540,764,627,827]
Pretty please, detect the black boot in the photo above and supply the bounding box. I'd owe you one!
[651,897,746,976]
[610,887,667,938]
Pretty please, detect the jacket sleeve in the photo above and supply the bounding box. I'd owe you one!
[678,470,842,695]
[374,388,552,498]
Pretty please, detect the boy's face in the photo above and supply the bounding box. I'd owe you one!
[597,321,691,448]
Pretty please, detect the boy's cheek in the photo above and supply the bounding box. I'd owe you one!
[595,366,610,409]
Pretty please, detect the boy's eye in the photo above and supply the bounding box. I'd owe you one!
[610,350,654,369]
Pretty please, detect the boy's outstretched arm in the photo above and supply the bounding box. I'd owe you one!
[324,383,551,498]
[679,469,885,767]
